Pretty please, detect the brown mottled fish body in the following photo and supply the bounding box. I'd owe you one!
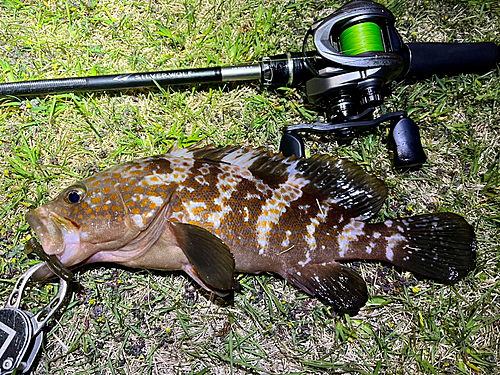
[26,146,476,311]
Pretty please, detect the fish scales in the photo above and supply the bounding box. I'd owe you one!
[26,145,476,311]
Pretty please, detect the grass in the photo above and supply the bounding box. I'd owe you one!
[0,0,499,374]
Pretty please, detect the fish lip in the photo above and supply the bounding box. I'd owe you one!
[26,208,83,278]
[26,208,47,236]
[26,208,53,250]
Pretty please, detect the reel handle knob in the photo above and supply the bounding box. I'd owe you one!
[390,117,427,168]
[279,131,306,158]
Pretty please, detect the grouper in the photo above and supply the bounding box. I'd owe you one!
[26,145,476,311]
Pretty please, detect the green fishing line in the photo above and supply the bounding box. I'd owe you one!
[339,22,384,55]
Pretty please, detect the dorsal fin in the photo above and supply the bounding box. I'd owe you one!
[174,145,388,220]
[293,155,388,220]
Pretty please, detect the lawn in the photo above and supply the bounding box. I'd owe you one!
[0,0,499,374]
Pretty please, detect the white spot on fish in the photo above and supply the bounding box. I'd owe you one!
[298,250,311,267]
[305,218,319,251]
[132,214,144,228]
[385,233,406,261]
[195,175,208,185]
[148,194,164,206]
[283,161,310,189]
[245,192,261,200]
[385,220,393,228]
[373,232,381,239]
[281,237,290,248]
[366,241,375,254]
[256,182,302,255]
[338,218,366,258]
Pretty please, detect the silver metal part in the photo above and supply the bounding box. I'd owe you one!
[286,52,294,86]
[220,64,262,82]
[5,263,69,336]
[261,57,272,85]
[17,313,43,374]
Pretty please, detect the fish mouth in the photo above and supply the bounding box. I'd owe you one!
[26,207,85,280]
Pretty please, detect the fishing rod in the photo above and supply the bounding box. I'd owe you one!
[0,0,498,168]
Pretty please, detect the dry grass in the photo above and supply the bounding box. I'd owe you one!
[0,0,499,374]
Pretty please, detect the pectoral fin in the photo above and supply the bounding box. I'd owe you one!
[170,222,235,295]
[284,261,368,312]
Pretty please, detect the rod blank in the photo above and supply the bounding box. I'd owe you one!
[0,65,262,96]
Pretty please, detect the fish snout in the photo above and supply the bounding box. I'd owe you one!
[26,208,54,250]
[26,207,49,232]
[26,208,71,256]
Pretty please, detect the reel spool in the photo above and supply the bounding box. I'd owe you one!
[339,22,384,56]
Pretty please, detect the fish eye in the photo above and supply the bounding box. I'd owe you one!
[64,185,87,204]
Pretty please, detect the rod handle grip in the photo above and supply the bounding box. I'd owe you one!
[403,42,499,78]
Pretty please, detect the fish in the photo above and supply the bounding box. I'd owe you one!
[26,145,476,311]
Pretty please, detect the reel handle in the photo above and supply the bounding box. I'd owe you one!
[389,117,427,168]
[279,114,427,169]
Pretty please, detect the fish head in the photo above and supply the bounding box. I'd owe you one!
[26,159,174,280]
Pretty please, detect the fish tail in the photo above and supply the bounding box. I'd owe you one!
[368,213,476,282]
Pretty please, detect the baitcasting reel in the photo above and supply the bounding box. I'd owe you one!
[281,0,420,167]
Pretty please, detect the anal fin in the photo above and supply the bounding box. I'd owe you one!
[171,222,235,295]
[284,261,368,312]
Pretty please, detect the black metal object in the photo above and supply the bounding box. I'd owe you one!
[282,111,426,168]
[0,308,32,375]
[390,117,427,168]
[0,262,69,375]
[279,131,306,159]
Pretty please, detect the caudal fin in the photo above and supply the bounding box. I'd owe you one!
[377,213,476,282]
